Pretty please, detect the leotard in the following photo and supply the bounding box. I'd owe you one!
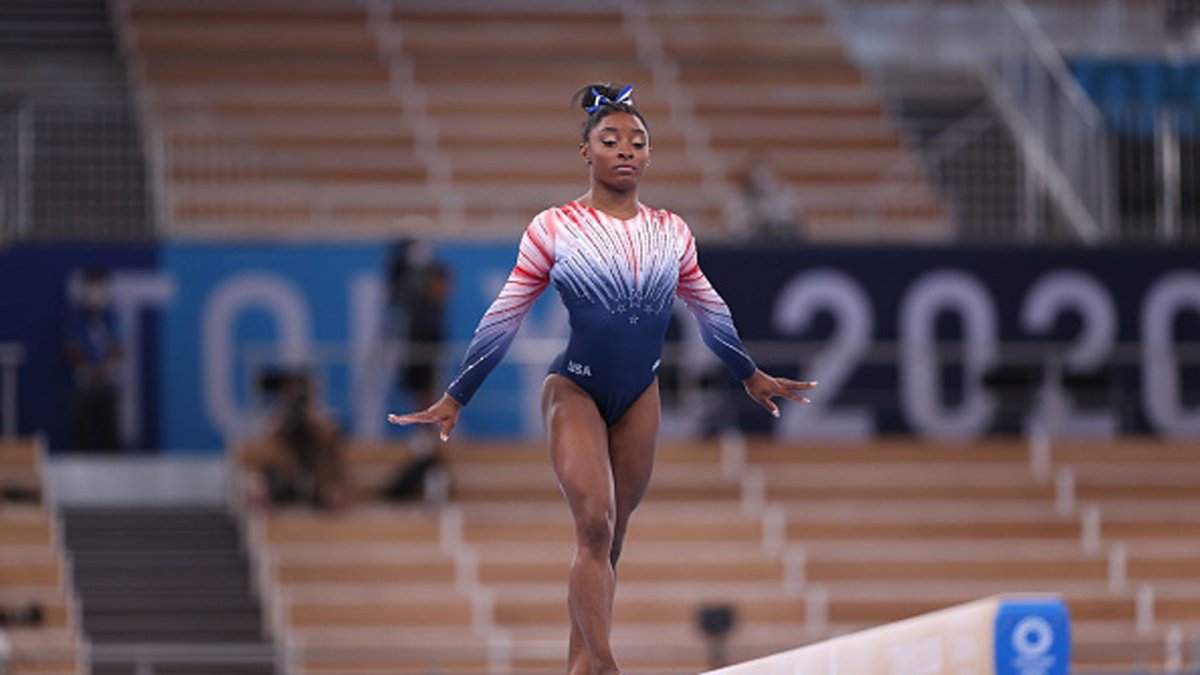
[446,201,756,425]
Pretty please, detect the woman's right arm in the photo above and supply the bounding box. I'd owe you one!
[444,214,555,405]
[388,215,555,439]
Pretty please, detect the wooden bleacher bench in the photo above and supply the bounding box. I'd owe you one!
[0,510,55,549]
[1051,439,1200,465]
[261,508,440,545]
[290,598,474,630]
[235,433,1197,671]
[0,439,43,506]
[134,22,377,54]
[0,441,84,675]
[2,629,82,675]
[784,510,1082,542]
[760,462,1054,501]
[744,437,1034,463]
[277,559,455,586]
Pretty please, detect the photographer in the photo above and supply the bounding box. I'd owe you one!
[252,370,348,511]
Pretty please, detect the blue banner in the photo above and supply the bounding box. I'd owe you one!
[4,241,1199,452]
[697,244,1200,439]
[0,244,162,452]
[159,240,560,452]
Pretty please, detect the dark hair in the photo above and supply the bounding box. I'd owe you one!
[572,82,650,143]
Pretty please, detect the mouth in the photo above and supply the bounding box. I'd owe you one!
[614,164,638,175]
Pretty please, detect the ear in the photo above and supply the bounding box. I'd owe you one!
[579,142,591,165]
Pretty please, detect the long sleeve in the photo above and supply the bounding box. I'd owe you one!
[675,218,757,381]
[446,214,555,405]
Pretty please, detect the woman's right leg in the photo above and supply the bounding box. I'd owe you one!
[542,374,620,675]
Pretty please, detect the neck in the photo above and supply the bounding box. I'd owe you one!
[578,186,639,219]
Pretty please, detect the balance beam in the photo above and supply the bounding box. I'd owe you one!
[703,594,1069,675]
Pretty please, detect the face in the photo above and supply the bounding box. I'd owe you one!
[80,276,111,311]
[580,112,650,192]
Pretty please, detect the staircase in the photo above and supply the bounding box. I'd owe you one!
[61,507,277,675]
[0,0,117,56]
[0,0,155,242]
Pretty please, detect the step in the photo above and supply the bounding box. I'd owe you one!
[64,530,243,551]
[81,591,261,613]
[73,569,253,592]
[70,551,248,570]
[82,612,265,636]
[93,665,275,675]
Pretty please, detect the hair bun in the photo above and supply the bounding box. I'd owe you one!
[574,83,634,115]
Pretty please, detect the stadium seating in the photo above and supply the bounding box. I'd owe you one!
[230,434,1200,672]
[121,0,436,238]
[0,439,84,675]
[120,0,947,241]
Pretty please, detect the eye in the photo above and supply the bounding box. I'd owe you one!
[632,142,646,149]
[601,140,617,147]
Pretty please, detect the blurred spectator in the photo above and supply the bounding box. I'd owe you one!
[250,370,348,510]
[64,268,122,452]
[725,156,804,242]
[1165,0,1200,56]
[383,241,452,504]
[402,261,451,413]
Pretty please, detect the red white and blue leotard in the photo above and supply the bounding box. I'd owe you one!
[446,201,756,425]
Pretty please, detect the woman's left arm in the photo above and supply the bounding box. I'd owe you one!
[673,215,816,416]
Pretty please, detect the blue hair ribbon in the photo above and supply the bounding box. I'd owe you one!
[585,85,634,113]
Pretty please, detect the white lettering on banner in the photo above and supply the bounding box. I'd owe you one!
[349,274,399,439]
[111,272,176,447]
[899,270,998,439]
[1141,271,1200,436]
[1021,270,1118,438]
[771,269,874,440]
[202,273,313,442]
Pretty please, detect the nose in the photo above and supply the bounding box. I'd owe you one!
[617,145,634,160]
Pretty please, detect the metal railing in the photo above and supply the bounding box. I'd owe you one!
[983,0,1115,243]
[1106,104,1200,242]
[835,0,1199,244]
[857,102,1021,242]
[0,96,155,243]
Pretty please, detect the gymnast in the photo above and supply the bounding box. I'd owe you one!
[389,82,817,675]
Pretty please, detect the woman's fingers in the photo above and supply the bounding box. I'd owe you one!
[389,409,456,443]
[746,372,819,417]
[757,377,816,416]
[760,398,781,418]
[438,418,456,442]
[387,411,435,426]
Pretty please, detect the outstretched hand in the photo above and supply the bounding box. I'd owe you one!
[742,370,817,418]
[387,393,463,442]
